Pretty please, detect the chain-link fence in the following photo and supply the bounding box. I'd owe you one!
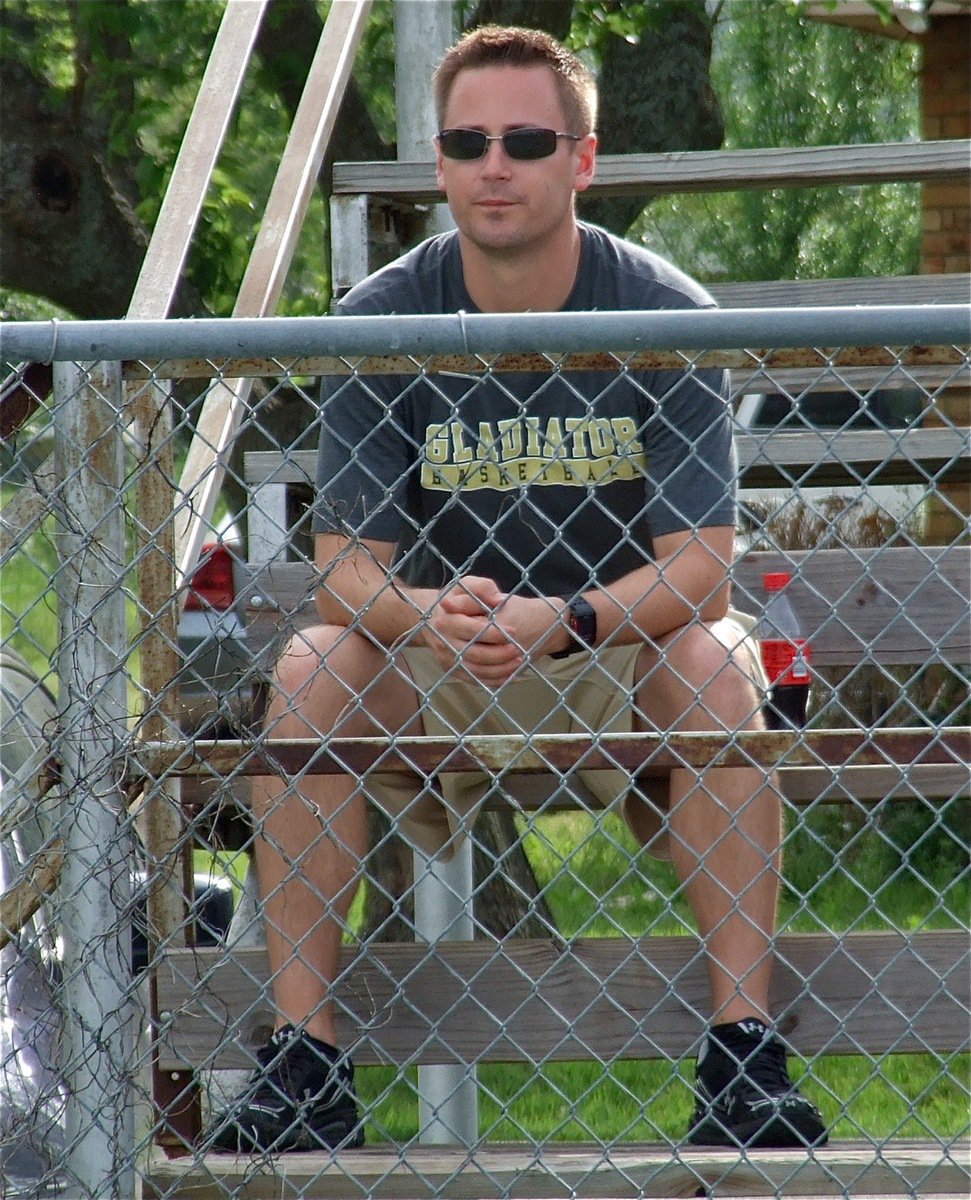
[1,307,968,1199]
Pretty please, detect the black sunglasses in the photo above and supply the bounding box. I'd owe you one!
[437,127,581,161]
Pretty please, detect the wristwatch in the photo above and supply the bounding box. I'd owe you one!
[551,596,597,659]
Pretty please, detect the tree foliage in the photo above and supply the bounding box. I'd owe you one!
[2,0,719,319]
[635,2,921,282]
[0,0,921,320]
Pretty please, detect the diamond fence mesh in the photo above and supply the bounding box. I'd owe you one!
[1,309,968,1198]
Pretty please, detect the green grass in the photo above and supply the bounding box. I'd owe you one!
[1,512,60,688]
[521,809,969,939]
[344,809,970,1146]
[353,1053,970,1146]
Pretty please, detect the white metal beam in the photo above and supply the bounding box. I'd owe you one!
[174,0,373,592]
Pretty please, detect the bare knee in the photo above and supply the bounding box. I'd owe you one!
[267,623,420,739]
[273,623,353,694]
[635,620,761,732]
[267,624,373,734]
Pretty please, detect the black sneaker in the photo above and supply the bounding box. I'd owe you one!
[206,1025,364,1153]
[687,1018,828,1149]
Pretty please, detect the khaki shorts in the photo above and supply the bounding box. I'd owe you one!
[365,612,767,862]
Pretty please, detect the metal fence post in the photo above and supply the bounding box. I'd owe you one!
[392,0,477,1147]
[414,839,477,1145]
[393,0,454,241]
[52,360,138,1198]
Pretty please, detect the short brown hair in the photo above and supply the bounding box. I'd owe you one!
[433,25,597,136]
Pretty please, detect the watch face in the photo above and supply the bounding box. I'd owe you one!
[552,597,596,659]
[570,598,596,647]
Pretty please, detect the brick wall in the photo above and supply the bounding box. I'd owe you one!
[919,16,969,544]
[920,16,970,274]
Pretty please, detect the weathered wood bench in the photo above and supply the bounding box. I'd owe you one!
[147,392,970,1198]
[328,138,971,309]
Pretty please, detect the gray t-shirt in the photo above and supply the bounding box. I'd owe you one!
[314,223,734,597]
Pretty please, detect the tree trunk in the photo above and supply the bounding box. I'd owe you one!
[256,0,394,182]
[470,810,557,939]
[579,0,724,233]
[0,0,392,320]
[0,56,154,318]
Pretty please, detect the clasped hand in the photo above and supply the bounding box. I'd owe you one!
[422,576,563,686]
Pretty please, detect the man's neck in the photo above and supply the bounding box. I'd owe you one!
[458,223,584,314]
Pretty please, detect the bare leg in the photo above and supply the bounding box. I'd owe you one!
[628,619,781,1025]
[251,625,422,1046]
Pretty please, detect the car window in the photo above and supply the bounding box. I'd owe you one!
[743,387,924,431]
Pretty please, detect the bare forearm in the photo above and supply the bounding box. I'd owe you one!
[592,566,727,646]
[315,537,434,646]
[577,529,734,649]
[313,528,734,667]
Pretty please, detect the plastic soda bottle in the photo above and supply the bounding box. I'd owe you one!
[759,571,811,728]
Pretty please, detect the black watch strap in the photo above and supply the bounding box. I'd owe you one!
[551,596,597,659]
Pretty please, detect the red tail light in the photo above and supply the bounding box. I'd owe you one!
[185,543,236,611]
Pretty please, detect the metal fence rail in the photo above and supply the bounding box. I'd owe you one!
[0,306,968,1199]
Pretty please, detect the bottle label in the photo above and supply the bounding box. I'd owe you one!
[760,638,812,685]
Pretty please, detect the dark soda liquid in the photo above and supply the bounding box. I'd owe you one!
[764,682,810,729]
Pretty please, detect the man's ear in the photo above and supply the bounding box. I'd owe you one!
[435,139,448,193]
[573,133,598,194]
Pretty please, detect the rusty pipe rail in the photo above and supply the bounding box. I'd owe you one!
[131,726,971,784]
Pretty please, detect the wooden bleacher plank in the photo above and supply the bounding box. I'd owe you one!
[173,752,967,809]
[331,139,971,204]
[243,426,971,493]
[490,763,969,809]
[734,427,970,488]
[150,726,970,783]
[146,1139,971,1199]
[156,930,969,1072]
[732,546,971,665]
[239,545,971,668]
[711,273,971,308]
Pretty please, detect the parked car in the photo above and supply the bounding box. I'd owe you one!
[175,519,259,739]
